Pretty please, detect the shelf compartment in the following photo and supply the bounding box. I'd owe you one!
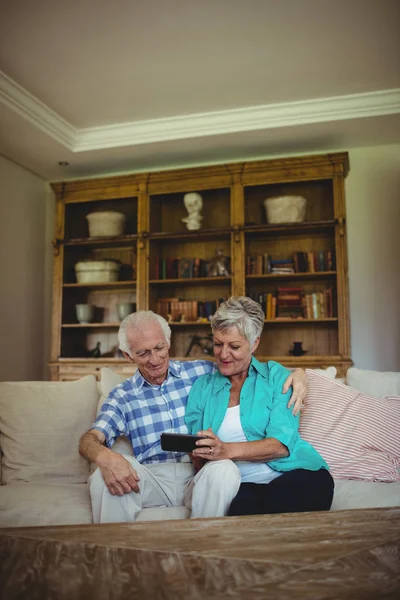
[244,180,334,226]
[150,188,230,234]
[64,197,138,239]
[257,319,338,358]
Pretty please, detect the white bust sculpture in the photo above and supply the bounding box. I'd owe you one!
[182,192,203,231]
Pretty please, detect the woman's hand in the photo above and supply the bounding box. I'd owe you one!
[191,428,229,461]
[283,368,307,416]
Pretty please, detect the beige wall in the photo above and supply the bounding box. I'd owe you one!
[0,155,54,381]
[346,144,400,371]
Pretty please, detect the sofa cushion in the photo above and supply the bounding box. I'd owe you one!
[346,367,400,398]
[331,479,400,510]
[0,376,98,485]
[0,483,93,527]
[300,370,400,482]
[98,367,127,412]
[310,366,337,379]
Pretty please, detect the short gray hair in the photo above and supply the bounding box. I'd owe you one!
[210,296,264,346]
[118,310,171,357]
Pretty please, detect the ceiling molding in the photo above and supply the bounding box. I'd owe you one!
[0,71,76,147]
[76,89,400,151]
[1,70,399,153]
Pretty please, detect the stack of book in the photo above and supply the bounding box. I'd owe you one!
[155,257,209,279]
[276,287,305,319]
[246,254,270,275]
[250,292,277,320]
[156,298,226,322]
[303,289,335,319]
[269,259,295,274]
[293,250,336,273]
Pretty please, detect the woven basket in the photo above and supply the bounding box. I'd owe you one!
[264,196,307,224]
[75,260,121,283]
[86,211,126,237]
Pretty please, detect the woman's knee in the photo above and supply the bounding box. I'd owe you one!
[202,459,241,487]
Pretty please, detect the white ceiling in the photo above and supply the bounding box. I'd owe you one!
[0,0,399,180]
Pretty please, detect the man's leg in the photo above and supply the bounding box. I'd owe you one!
[89,457,194,523]
[185,459,241,518]
[228,469,334,516]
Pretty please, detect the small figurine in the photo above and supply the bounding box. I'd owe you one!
[185,334,214,357]
[289,341,308,356]
[182,192,203,231]
[208,248,231,277]
[88,341,101,358]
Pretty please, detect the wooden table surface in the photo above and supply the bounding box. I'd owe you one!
[1,507,399,599]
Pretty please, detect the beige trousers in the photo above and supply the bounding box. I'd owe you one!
[89,456,241,523]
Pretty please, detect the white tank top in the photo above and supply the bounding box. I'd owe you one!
[217,405,282,484]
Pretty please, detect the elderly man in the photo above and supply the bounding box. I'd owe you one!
[79,310,306,523]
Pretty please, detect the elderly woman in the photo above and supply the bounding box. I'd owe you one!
[185,296,334,516]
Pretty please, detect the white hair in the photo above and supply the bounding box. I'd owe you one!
[118,310,171,357]
[210,296,265,346]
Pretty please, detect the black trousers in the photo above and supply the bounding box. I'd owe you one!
[228,468,334,516]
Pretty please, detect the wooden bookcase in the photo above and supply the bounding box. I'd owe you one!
[49,152,351,380]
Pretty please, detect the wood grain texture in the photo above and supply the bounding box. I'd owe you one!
[1,508,399,599]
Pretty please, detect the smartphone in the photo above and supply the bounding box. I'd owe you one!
[160,432,208,453]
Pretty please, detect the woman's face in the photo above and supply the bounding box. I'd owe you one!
[213,326,259,378]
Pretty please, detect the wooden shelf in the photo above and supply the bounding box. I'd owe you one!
[64,234,138,246]
[149,228,231,241]
[244,220,336,237]
[246,271,337,280]
[50,152,351,381]
[62,323,121,328]
[63,281,136,288]
[265,318,338,324]
[149,276,231,285]
[168,321,211,327]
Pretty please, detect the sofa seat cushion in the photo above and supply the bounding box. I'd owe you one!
[0,484,189,528]
[0,376,99,485]
[332,479,400,510]
[0,483,93,528]
[136,506,190,521]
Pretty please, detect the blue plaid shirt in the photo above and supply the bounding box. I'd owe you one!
[93,360,216,464]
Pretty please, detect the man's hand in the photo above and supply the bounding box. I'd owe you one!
[99,453,140,496]
[283,368,307,416]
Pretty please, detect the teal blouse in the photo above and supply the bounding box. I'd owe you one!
[185,357,328,472]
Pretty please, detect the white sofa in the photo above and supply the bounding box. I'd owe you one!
[0,366,399,528]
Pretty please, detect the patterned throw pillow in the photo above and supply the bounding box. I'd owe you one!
[300,370,400,482]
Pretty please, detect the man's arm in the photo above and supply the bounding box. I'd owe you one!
[79,429,140,496]
[282,368,307,416]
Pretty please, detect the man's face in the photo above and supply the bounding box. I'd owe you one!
[124,321,170,385]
